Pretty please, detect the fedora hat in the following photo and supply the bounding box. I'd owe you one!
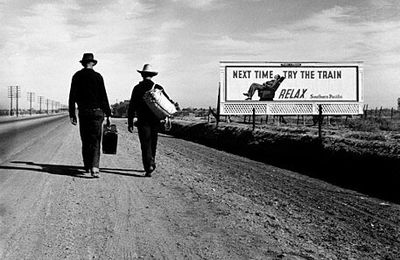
[137,64,158,76]
[80,53,97,65]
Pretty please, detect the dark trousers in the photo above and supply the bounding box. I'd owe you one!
[246,83,265,98]
[137,122,159,171]
[78,109,104,169]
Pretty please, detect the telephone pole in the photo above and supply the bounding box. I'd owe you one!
[7,86,21,117]
[38,96,44,114]
[7,86,13,116]
[15,86,20,117]
[46,99,49,114]
[27,92,35,115]
[55,101,60,113]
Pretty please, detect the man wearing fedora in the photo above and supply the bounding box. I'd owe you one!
[128,64,173,177]
[69,53,111,178]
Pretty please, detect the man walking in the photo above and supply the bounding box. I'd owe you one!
[69,53,111,178]
[128,64,173,177]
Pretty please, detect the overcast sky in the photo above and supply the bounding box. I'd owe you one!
[0,0,399,110]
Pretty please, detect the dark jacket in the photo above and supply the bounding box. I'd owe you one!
[69,68,111,118]
[258,78,284,101]
[128,79,171,127]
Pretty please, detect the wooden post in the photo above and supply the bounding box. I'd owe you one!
[265,115,268,124]
[318,105,323,140]
[252,108,256,131]
[363,105,366,119]
[391,107,394,120]
[216,85,221,127]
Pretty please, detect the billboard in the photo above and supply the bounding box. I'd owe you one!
[219,62,363,115]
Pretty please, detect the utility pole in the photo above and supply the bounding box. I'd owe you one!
[7,86,13,116]
[46,99,49,114]
[15,86,20,117]
[38,96,44,114]
[27,92,35,115]
[7,86,21,117]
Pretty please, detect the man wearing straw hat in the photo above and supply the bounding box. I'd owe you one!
[128,64,173,177]
[69,53,111,178]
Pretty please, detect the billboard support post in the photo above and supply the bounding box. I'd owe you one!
[252,108,256,131]
[318,104,323,139]
[216,84,221,127]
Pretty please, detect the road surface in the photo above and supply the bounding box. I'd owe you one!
[0,116,399,259]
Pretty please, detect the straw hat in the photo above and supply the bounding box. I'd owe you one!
[137,64,158,76]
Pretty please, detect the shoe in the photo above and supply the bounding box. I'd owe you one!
[145,166,154,177]
[245,97,251,100]
[243,93,249,97]
[91,167,100,178]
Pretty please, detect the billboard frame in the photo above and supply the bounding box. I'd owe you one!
[219,61,364,116]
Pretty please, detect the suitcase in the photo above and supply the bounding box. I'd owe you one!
[143,84,177,120]
[102,124,118,154]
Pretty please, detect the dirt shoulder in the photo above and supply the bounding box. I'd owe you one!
[165,119,400,203]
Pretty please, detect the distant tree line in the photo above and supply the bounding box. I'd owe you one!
[111,100,130,117]
[175,107,209,117]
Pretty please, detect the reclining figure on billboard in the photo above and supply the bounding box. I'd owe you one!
[243,74,285,101]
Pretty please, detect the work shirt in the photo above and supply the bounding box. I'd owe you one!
[128,79,172,126]
[69,68,111,118]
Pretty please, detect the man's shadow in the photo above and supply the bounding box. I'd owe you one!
[0,161,145,178]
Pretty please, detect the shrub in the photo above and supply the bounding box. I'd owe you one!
[346,117,395,132]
